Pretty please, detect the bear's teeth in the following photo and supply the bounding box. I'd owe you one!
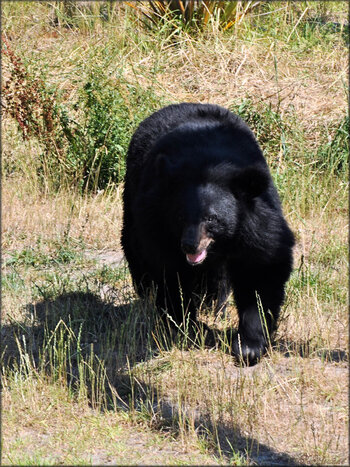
[186,249,207,265]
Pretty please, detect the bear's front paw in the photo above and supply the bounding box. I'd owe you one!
[232,332,267,366]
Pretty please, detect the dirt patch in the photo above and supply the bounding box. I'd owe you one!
[83,249,125,267]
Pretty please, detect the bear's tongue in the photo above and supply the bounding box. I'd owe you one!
[186,249,207,265]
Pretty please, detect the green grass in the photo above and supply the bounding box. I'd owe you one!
[4,244,83,268]
[2,1,348,465]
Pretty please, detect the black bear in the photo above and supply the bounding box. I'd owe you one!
[122,103,294,364]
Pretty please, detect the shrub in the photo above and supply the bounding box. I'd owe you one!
[2,36,161,191]
[126,1,262,33]
[58,70,160,190]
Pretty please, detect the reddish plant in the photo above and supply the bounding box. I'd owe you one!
[2,34,57,142]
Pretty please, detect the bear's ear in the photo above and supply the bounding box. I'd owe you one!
[230,166,270,198]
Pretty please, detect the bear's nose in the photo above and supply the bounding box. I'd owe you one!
[181,240,198,255]
[181,224,203,254]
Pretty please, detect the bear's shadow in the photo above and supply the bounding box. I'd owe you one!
[3,290,345,465]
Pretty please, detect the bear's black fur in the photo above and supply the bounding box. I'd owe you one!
[122,103,294,364]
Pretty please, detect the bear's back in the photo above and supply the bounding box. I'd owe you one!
[128,103,238,161]
[126,103,258,184]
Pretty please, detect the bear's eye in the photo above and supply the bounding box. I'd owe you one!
[206,215,217,223]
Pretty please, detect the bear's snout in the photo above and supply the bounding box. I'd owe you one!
[181,239,198,255]
[181,224,213,265]
[181,224,204,254]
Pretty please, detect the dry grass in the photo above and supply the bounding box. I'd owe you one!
[2,175,123,254]
[2,380,217,465]
[146,350,348,465]
[132,32,348,129]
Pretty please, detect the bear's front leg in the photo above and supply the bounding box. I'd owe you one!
[230,266,287,365]
[232,304,274,365]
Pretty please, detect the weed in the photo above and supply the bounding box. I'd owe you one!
[2,34,57,142]
[2,36,161,191]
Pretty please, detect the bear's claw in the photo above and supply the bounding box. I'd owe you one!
[232,332,268,366]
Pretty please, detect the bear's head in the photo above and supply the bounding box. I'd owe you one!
[156,157,270,266]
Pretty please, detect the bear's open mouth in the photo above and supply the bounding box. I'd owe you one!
[184,236,213,266]
[186,249,207,266]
